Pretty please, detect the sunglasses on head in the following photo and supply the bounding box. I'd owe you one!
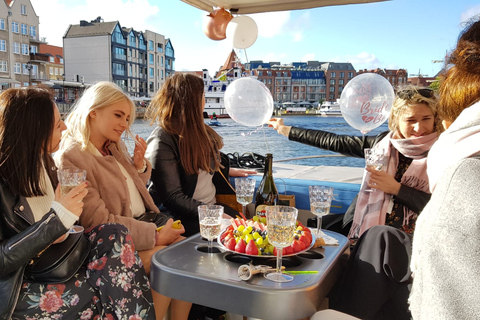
[397,88,434,99]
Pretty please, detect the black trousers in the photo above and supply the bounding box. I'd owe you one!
[329,225,413,320]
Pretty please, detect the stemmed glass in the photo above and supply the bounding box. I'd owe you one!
[309,186,334,237]
[364,148,385,192]
[264,206,298,283]
[58,169,87,234]
[234,178,256,219]
[198,205,224,253]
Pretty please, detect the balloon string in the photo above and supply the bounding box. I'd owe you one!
[262,124,269,154]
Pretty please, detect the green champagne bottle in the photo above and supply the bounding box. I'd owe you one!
[255,153,279,217]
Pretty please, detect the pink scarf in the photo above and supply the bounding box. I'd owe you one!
[348,132,438,239]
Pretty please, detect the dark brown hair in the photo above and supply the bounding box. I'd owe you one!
[147,73,223,175]
[439,17,480,123]
[0,87,57,196]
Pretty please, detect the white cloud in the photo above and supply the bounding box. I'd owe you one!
[301,53,316,62]
[344,52,382,70]
[460,4,480,24]
[253,11,291,38]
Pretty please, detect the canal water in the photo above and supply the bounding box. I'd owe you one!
[130,115,389,168]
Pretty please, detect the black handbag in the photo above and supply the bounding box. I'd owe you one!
[135,212,171,228]
[24,231,91,283]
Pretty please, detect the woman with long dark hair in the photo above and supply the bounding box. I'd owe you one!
[0,87,155,319]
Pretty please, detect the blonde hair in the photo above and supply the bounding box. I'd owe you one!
[389,85,443,136]
[146,73,223,175]
[62,81,136,150]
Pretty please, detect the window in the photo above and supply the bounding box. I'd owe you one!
[55,68,58,75]
[157,44,163,53]
[22,63,29,74]
[60,68,63,75]
[12,42,20,54]
[329,93,335,100]
[30,45,37,54]
[21,24,27,35]
[0,61,7,72]
[329,87,335,92]
[161,70,163,79]
[268,79,272,84]
[330,79,336,85]
[129,64,132,76]
[165,41,174,57]
[129,32,136,47]
[0,40,5,51]
[113,62,126,76]
[12,22,19,33]
[149,53,154,65]
[339,72,344,78]
[348,72,353,78]
[21,44,28,55]
[339,79,344,85]
[21,4,27,15]
[267,71,272,76]
[50,67,53,75]
[112,25,126,44]
[60,58,64,64]
[49,56,55,63]
[149,67,154,78]
[138,35,146,50]
[14,63,21,74]
[29,26,36,37]
[0,19,4,30]
[258,71,263,76]
[148,40,154,51]
[161,56,163,67]
[330,72,336,78]
[149,81,154,91]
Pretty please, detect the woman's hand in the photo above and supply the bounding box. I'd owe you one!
[133,135,147,171]
[266,118,291,137]
[155,218,185,246]
[229,168,257,177]
[366,168,401,196]
[55,183,88,217]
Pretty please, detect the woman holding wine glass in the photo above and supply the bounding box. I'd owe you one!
[144,73,255,237]
[268,87,443,319]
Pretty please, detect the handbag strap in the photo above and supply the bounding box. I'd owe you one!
[219,169,236,194]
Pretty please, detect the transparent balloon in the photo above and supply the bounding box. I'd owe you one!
[226,16,258,49]
[339,73,394,134]
[224,77,274,127]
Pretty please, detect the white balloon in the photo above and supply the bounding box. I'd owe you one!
[339,73,394,134]
[224,77,274,127]
[226,16,258,49]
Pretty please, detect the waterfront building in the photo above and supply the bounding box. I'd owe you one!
[0,0,45,89]
[320,62,356,101]
[63,16,173,98]
[357,68,408,88]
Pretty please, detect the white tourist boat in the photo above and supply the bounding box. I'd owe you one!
[319,101,342,116]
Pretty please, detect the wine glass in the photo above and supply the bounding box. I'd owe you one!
[234,178,256,219]
[364,148,385,192]
[198,205,224,253]
[309,185,334,237]
[58,169,87,234]
[264,205,298,283]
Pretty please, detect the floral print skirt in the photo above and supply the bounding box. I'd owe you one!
[13,223,155,320]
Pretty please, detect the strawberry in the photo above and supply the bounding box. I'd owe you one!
[299,234,311,247]
[225,238,236,251]
[235,238,246,253]
[291,240,303,253]
[284,246,293,255]
[245,239,259,255]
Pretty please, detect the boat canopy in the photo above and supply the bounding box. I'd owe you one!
[180,0,388,14]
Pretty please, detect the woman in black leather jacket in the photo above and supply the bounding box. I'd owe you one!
[0,88,155,319]
[268,87,443,320]
[145,73,255,237]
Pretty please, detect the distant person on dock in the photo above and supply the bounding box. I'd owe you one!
[410,17,480,320]
[268,87,443,320]
[145,73,256,237]
[55,81,191,320]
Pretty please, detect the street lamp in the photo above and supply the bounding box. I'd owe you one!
[26,61,33,86]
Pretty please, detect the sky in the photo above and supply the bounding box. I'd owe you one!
[30,0,480,78]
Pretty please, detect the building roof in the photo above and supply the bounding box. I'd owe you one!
[65,21,119,38]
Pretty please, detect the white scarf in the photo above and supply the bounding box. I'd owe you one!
[427,101,480,192]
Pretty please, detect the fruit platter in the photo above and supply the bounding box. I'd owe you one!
[218,216,315,257]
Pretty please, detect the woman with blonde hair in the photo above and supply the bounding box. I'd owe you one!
[55,81,190,320]
[146,73,255,236]
[268,87,442,319]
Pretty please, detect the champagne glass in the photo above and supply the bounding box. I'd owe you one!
[264,206,298,283]
[309,185,334,237]
[234,178,256,219]
[364,148,385,192]
[58,169,87,234]
[198,205,224,253]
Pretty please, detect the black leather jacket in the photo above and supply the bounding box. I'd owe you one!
[0,181,68,319]
[289,127,431,218]
[146,127,231,236]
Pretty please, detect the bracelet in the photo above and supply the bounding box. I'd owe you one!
[137,159,147,173]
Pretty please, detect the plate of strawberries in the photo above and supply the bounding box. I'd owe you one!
[218,217,315,257]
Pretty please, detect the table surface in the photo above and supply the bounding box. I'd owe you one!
[150,230,349,320]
